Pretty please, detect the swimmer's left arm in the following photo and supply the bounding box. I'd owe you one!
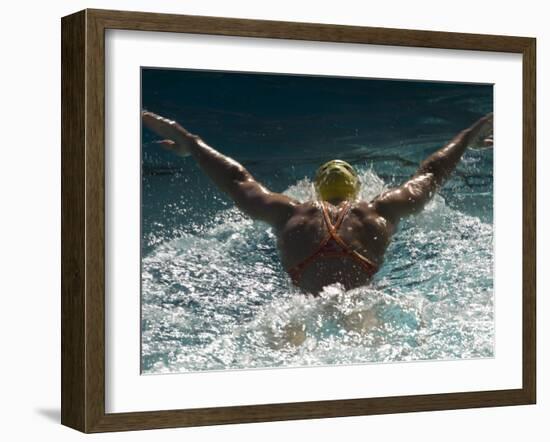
[373,113,493,222]
[142,111,297,227]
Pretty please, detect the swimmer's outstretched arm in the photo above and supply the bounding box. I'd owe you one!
[142,111,297,227]
[373,113,493,222]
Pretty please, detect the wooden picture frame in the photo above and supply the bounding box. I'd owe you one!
[61,8,536,433]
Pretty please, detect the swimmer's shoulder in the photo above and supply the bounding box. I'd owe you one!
[350,200,378,217]
[293,200,321,214]
[277,201,322,234]
[283,201,322,225]
[351,200,398,237]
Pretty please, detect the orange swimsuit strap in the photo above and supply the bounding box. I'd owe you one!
[288,201,378,285]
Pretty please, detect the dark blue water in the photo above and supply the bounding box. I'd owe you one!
[141,69,493,374]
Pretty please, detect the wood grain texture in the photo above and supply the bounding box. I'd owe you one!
[522,38,536,404]
[61,10,86,431]
[84,9,107,432]
[89,8,531,52]
[60,8,537,433]
[90,389,531,433]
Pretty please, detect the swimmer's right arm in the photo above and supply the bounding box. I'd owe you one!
[373,113,493,222]
[142,111,297,227]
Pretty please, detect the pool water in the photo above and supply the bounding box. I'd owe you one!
[141,69,493,374]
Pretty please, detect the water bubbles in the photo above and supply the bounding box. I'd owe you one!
[142,165,493,374]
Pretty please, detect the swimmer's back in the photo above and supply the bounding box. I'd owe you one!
[274,201,395,293]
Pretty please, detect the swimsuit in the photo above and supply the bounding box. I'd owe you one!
[288,201,379,286]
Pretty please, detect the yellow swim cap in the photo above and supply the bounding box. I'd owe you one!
[314,160,360,202]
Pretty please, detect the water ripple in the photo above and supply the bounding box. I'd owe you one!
[142,168,493,373]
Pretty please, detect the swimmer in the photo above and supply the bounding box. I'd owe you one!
[142,111,493,294]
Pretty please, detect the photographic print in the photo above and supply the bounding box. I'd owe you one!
[61,10,535,431]
[140,68,494,375]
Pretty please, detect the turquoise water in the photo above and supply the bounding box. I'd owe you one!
[141,70,493,373]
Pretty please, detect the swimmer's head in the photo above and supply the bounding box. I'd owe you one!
[314,159,360,202]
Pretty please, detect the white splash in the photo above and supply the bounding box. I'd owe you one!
[142,167,493,373]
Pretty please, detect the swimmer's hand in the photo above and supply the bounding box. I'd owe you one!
[142,111,198,157]
[468,112,493,150]
[145,110,297,227]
